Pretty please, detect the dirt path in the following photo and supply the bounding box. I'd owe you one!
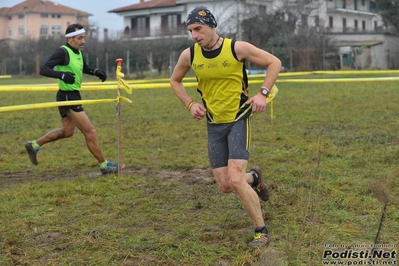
[0,166,215,186]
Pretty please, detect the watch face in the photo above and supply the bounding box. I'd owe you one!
[262,89,268,95]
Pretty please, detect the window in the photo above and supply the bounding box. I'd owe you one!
[374,21,378,30]
[18,14,24,19]
[370,1,378,13]
[342,0,346,8]
[161,14,182,29]
[51,25,62,35]
[18,25,25,36]
[41,13,48,18]
[329,16,333,28]
[8,27,12,38]
[137,17,148,30]
[342,18,346,32]
[301,14,308,28]
[259,6,266,14]
[40,25,49,35]
[315,15,319,27]
[354,19,358,31]
[361,0,365,5]
[8,16,12,20]
[131,16,150,35]
[362,20,366,31]
[167,14,178,28]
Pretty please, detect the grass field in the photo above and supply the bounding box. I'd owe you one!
[0,73,398,265]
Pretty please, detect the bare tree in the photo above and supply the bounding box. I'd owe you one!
[375,0,399,34]
[0,40,13,75]
[238,0,337,71]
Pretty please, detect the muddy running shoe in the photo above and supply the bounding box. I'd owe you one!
[247,229,270,247]
[250,165,270,202]
[100,161,119,175]
[24,141,40,165]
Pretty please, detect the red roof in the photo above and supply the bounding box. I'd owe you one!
[0,0,91,16]
[0,7,10,16]
[109,0,177,13]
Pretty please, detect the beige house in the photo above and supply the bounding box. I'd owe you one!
[0,0,91,40]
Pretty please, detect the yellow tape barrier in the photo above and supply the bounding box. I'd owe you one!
[116,63,133,94]
[2,70,397,112]
[250,69,399,78]
[0,96,132,113]
[274,77,399,83]
[0,83,190,91]
[0,83,169,91]
[2,76,398,93]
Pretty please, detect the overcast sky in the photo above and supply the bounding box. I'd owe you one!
[1,0,139,37]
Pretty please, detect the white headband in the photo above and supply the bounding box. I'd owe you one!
[65,28,85,37]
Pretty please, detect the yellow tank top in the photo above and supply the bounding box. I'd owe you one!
[191,38,251,124]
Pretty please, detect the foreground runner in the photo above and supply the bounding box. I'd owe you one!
[170,7,281,247]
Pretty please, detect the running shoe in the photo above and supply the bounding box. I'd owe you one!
[24,141,40,165]
[250,165,270,202]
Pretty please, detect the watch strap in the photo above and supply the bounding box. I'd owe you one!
[259,87,270,97]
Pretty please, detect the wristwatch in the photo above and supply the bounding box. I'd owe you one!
[259,87,270,97]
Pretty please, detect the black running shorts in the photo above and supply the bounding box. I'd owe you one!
[56,90,84,118]
[207,115,252,169]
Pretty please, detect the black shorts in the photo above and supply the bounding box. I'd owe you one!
[207,115,252,169]
[56,90,84,118]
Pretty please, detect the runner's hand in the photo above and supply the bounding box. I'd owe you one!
[59,72,75,84]
[190,103,207,121]
[245,94,267,113]
[95,69,107,82]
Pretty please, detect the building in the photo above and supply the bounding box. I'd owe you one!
[109,0,399,69]
[0,0,91,40]
[299,0,398,69]
[298,0,382,33]
[109,0,270,40]
[321,0,398,69]
[108,0,383,38]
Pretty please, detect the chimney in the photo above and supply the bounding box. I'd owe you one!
[140,0,144,3]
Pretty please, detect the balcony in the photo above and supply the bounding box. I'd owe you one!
[327,0,378,14]
[117,26,188,40]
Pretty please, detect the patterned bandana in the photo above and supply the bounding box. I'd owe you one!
[186,7,217,28]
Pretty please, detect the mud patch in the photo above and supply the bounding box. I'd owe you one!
[1,166,215,186]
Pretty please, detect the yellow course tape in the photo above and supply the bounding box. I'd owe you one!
[116,64,133,94]
[1,75,398,92]
[0,97,132,113]
[275,77,399,83]
[0,83,198,91]
[4,70,398,113]
[247,77,399,85]
[266,85,278,103]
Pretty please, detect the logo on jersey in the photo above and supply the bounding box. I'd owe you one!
[222,60,232,67]
[192,63,204,70]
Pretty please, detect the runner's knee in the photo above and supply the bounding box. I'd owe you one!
[63,129,74,138]
[85,128,97,140]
